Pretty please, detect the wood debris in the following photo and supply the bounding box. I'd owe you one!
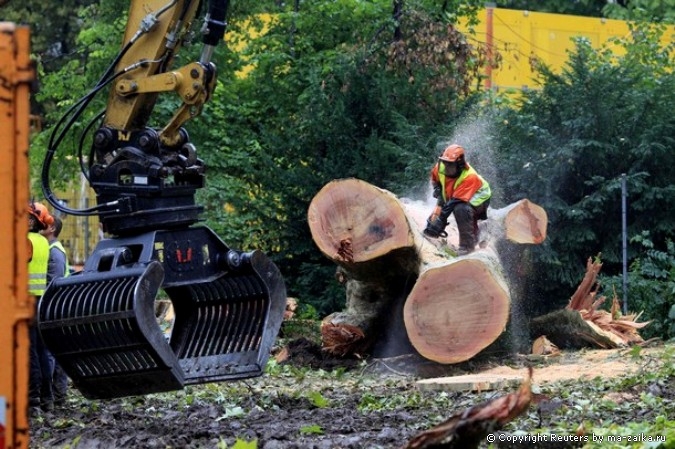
[320,321,366,357]
[284,297,298,321]
[402,367,532,449]
[566,256,649,346]
[531,336,560,356]
[531,255,650,349]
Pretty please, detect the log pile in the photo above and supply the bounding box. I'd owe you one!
[530,256,650,350]
[307,178,548,364]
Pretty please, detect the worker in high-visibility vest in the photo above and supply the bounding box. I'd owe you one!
[423,144,492,255]
[40,214,70,407]
[27,201,54,413]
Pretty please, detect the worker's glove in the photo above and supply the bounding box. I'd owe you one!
[432,185,442,199]
[441,198,463,217]
[424,217,448,238]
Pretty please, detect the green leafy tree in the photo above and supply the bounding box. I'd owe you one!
[490,24,675,316]
[603,0,675,23]
[30,0,487,315]
[1,0,98,72]
[602,233,675,340]
[30,2,127,193]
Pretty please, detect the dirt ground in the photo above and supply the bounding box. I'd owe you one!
[28,340,671,449]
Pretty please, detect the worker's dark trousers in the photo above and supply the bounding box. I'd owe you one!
[53,362,69,403]
[29,306,55,409]
[454,201,489,250]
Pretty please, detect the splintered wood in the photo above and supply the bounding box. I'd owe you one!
[531,256,649,350]
[320,321,366,357]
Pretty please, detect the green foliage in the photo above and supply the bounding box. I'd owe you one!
[489,23,675,311]
[299,424,324,436]
[218,438,258,449]
[30,0,675,327]
[1,0,99,72]
[307,391,330,408]
[29,343,675,448]
[602,233,675,340]
[603,0,675,23]
[29,3,123,191]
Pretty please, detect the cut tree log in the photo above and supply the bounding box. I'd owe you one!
[308,178,547,364]
[530,256,650,349]
[403,252,511,364]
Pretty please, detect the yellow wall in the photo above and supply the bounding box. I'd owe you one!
[458,8,674,92]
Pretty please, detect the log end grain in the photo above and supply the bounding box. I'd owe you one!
[403,258,511,364]
[503,199,548,244]
[308,178,415,263]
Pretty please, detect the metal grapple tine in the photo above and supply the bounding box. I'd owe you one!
[38,261,184,399]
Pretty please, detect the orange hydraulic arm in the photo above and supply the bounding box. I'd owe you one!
[0,22,34,449]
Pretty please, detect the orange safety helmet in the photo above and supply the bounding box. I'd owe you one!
[28,201,55,229]
[438,144,465,163]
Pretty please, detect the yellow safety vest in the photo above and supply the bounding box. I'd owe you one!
[50,240,70,278]
[438,164,492,206]
[28,232,50,296]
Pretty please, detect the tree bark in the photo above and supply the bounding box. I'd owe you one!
[308,178,547,364]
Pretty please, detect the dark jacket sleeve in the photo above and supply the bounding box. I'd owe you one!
[47,246,67,284]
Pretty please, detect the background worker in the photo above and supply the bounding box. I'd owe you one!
[27,201,55,412]
[40,215,70,406]
[423,144,492,255]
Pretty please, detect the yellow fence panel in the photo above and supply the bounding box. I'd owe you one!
[459,8,673,92]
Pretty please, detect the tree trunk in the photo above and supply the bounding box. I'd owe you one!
[308,178,547,364]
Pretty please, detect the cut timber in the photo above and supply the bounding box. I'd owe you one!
[403,253,511,364]
[416,373,524,392]
[308,178,425,357]
[402,197,547,250]
[486,199,547,244]
[531,335,560,356]
[531,256,650,349]
[307,178,421,268]
[308,178,547,363]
